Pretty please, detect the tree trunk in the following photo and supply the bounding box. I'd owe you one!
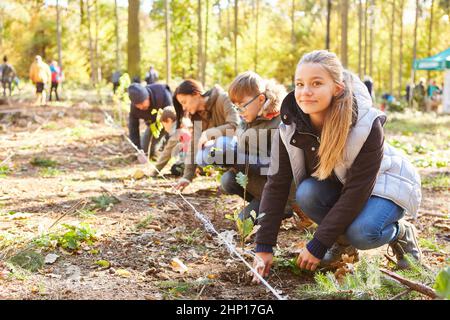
[411,0,419,88]
[369,0,375,78]
[398,0,404,98]
[234,0,238,75]
[203,0,209,86]
[94,0,101,82]
[165,0,171,84]
[56,0,62,70]
[325,0,331,50]
[427,0,435,81]
[197,0,202,80]
[87,0,96,84]
[217,1,222,31]
[390,0,396,94]
[80,0,85,25]
[291,0,295,45]
[364,0,368,75]
[128,0,141,81]
[291,0,296,86]
[227,0,231,37]
[358,0,362,77]
[340,0,348,68]
[114,0,121,71]
[254,0,259,72]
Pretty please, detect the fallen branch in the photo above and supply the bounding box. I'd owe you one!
[48,199,86,230]
[389,289,412,300]
[101,186,124,202]
[420,212,448,218]
[379,268,438,299]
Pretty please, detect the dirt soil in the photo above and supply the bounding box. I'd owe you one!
[0,101,448,300]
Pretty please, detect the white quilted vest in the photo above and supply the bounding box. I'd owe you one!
[279,75,422,217]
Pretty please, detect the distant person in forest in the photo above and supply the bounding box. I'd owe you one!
[112,71,121,94]
[29,55,51,106]
[145,66,159,85]
[148,106,192,177]
[413,78,426,111]
[49,60,63,101]
[1,55,16,97]
[426,80,442,112]
[127,82,173,160]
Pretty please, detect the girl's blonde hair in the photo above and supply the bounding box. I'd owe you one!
[228,71,286,116]
[298,50,355,180]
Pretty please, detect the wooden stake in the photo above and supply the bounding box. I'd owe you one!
[380,268,438,299]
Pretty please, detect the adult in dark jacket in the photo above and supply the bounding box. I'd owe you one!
[128,83,173,159]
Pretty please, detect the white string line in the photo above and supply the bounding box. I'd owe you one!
[102,110,286,300]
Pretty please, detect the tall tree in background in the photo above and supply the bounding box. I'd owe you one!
[254,0,259,72]
[202,0,209,86]
[325,0,331,50]
[86,0,96,83]
[128,0,140,81]
[291,0,296,86]
[56,0,62,69]
[364,0,368,75]
[411,0,420,86]
[369,0,375,78]
[389,0,396,94]
[398,0,405,98]
[197,0,202,80]
[165,0,171,83]
[234,0,238,75]
[114,0,121,71]
[94,0,102,82]
[358,0,362,77]
[427,0,435,80]
[340,0,348,67]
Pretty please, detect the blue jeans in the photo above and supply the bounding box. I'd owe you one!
[221,169,260,221]
[296,177,404,250]
[196,136,237,167]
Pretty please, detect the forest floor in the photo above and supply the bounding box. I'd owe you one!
[0,96,448,300]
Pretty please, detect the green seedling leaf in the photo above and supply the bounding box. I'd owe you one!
[434,266,450,299]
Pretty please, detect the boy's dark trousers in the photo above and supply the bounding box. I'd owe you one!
[50,82,59,101]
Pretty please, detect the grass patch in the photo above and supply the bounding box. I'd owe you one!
[8,250,44,272]
[296,255,436,300]
[30,157,58,168]
[419,237,445,252]
[135,214,154,230]
[0,165,11,178]
[422,173,450,189]
[33,223,97,251]
[157,279,211,299]
[90,194,119,210]
[39,167,62,177]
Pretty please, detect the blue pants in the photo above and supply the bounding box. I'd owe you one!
[296,177,404,250]
[195,136,237,167]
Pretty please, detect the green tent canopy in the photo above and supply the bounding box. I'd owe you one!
[414,47,450,70]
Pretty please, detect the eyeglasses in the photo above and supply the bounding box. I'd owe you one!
[233,94,261,113]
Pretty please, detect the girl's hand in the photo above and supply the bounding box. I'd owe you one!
[251,252,273,284]
[296,248,320,271]
[174,178,190,191]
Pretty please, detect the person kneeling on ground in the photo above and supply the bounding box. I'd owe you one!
[128,82,172,161]
[149,106,191,177]
[172,79,241,191]
[252,50,422,283]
